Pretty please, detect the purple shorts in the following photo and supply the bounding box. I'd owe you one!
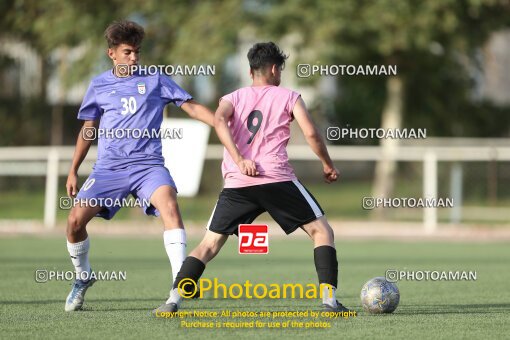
[76,164,176,219]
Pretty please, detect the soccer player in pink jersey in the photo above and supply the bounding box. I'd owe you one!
[155,42,352,313]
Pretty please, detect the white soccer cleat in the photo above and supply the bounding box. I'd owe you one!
[64,277,96,312]
[152,302,178,315]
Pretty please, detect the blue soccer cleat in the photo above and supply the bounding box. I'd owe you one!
[64,276,97,312]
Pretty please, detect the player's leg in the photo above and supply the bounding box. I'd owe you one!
[65,204,102,312]
[188,230,229,263]
[65,169,129,312]
[149,185,187,284]
[174,229,230,289]
[175,230,229,295]
[66,204,103,273]
[153,187,263,313]
[131,164,194,312]
[301,217,351,312]
[258,180,352,312]
[300,216,334,247]
[130,164,187,286]
[154,231,229,313]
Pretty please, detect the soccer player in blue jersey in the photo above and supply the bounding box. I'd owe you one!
[64,20,214,312]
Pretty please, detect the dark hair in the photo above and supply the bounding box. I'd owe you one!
[104,20,145,48]
[247,42,288,72]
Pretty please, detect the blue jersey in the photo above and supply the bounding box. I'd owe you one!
[77,70,192,170]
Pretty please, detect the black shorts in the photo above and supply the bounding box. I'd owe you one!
[207,180,324,235]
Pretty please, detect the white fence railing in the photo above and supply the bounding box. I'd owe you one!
[1,145,509,230]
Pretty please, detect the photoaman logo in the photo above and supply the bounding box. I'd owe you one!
[177,278,334,300]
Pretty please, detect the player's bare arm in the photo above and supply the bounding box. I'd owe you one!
[214,99,259,176]
[180,100,215,127]
[293,97,339,183]
[66,119,98,197]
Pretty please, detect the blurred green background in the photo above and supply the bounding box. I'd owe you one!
[1,0,510,224]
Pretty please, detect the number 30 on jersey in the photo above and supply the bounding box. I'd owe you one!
[120,96,137,115]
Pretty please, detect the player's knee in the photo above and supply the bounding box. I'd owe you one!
[318,223,334,240]
[307,221,334,242]
[66,211,85,235]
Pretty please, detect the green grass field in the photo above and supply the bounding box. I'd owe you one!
[0,236,509,339]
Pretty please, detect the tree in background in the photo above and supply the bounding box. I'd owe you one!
[260,0,510,217]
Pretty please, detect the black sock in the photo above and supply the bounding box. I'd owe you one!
[314,245,338,288]
[173,256,206,290]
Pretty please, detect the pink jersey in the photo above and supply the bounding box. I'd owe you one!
[220,85,301,188]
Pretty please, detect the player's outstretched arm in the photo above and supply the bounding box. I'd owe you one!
[293,97,339,183]
[214,100,258,176]
[66,120,97,197]
[181,100,215,127]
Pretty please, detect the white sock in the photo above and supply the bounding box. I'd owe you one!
[163,229,187,284]
[322,284,338,307]
[67,237,91,280]
[166,288,184,305]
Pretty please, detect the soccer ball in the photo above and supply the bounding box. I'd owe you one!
[360,277,400,313]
